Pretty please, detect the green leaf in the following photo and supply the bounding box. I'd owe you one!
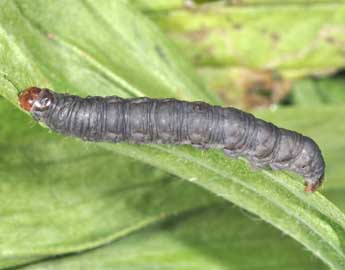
[291,76,345,106]
[126,0,185,11]
[1,100,336,270]
[20,204,327,270]
[1,0,345,269]
[147,2,345,78]
[129,0,345,11]
[2,101,344,270]
[291,79,326,106]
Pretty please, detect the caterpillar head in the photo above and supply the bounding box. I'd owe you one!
[18,87,55,120]
[292,137,325,192]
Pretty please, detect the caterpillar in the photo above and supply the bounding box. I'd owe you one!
[18,87,325,192]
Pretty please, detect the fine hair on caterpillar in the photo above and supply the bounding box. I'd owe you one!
[18,87,325,192]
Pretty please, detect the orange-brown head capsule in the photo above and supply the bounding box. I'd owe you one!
[18,87,43,112]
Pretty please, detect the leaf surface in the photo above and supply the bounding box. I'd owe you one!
[0,0,345,269]
[146,2,345,77]
[21,205,328,270]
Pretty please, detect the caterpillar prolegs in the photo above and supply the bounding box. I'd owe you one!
[19,87,325,192]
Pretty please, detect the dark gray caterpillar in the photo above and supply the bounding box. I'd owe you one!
[19,87,325,192]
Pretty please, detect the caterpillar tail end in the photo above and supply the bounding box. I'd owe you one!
[304,180,322,193]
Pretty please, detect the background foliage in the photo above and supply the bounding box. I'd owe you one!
[0,0,345,269]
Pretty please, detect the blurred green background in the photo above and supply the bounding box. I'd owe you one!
[132,0,345,109]
[0,1,345,269]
